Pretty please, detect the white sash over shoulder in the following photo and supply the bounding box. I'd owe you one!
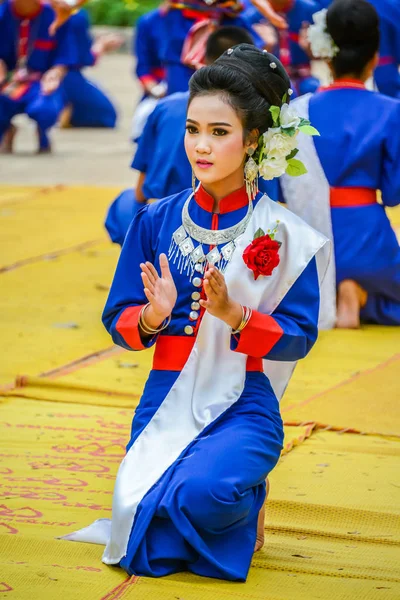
[280,93,336,330]
[62,194,330,564]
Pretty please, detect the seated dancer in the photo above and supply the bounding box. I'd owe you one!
[158,0,267,95]
[267,0,321,96]
[0,0,82,153]
[106,26,279,247]
[131,6,167,142]
[63,45,329,581]
[60,10,120,129]
[280,0,400,328]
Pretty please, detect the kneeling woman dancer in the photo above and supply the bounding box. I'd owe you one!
[64,45,329,581]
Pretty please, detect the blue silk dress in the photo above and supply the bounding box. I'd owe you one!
[102,184,320,580]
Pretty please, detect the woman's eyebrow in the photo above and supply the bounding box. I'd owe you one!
[186,118,232,127]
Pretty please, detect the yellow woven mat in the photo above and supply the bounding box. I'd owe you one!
[0,242,118,387]
[0,185,118,271]
[282,327,400,435]
[2,397,398,599]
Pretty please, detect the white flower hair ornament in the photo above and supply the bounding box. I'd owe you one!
[307,8,339,59]
[244,97,319,197]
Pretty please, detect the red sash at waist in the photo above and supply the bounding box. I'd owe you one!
[330,187,377,208]
[153,335,263,372]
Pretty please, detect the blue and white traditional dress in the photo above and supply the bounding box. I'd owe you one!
[61,10,117,128]
[65,184,329,581]
[105,92,278,245]
[280,80,400,326]
[0,0,81,148]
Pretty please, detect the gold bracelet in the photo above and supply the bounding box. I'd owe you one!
[139,303,171,335]
[231,306,252,334]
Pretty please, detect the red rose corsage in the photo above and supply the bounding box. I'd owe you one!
[243,224,281,280]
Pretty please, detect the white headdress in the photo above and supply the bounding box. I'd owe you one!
[307,8,339,59]
[244,96,319,197]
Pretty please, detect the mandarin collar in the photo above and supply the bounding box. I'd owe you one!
[194,185,249,214]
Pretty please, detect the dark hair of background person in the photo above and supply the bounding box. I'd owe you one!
[189,44,290,139]
[205,26,255,64]
[326,0,380,78]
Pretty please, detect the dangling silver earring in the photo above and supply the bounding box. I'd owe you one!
[244,147,259,202]
[192,170,197,194]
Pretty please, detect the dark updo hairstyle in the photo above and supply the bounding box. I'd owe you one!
[327,0,379,78]
[188,44,291,140]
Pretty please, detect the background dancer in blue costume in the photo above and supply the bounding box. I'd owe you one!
[63,46,328,580]
[59,9,120,129]
[105,26,279,247]
[0,0,81,153]
[282,0,400,328]
[158,0,266,94]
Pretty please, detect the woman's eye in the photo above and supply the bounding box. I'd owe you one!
[213,128,228,136]
[186,125,198,134]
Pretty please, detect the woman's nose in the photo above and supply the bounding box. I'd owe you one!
[195,136,211,154]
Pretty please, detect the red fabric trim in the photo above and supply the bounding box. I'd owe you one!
[151,66,166,80]
[115,305,146,350]
[195,185,249,214]
[34,40,56,51]
[233,311,283,358]
[139,74,157,86]
[288,31,299,43]
[153,335,263,371]
[182,8,211,21]
[18,20,30,60]
[319,79,366,92]
[330,187,376,208]
[378,56,396,67]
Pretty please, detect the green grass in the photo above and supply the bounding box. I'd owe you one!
[86,0,160,26]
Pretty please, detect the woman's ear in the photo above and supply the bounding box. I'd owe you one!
[245,128,259,154]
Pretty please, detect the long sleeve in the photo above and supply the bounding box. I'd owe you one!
[52,13,93,69]
[381,102,400,207]
[102,205,158,351]
[231,257,320,361]
[134,12,164,85]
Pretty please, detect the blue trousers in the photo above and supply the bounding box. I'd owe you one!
[0,81,65,148]
[62,71,117,128]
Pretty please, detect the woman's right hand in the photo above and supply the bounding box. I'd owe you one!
[140,253,177,327]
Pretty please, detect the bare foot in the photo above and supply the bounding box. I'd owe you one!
[59,103,73,129]
[254,479,270,553]
[0,124,17,154]
[336,280,368,329]
[37,145,52,155]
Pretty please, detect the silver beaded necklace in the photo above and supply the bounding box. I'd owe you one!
[168,192,253,280]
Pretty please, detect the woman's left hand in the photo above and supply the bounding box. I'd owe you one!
[200,267,243,330]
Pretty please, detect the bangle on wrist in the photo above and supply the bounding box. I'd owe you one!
[139,303,171,335]
[231,305,252,334]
